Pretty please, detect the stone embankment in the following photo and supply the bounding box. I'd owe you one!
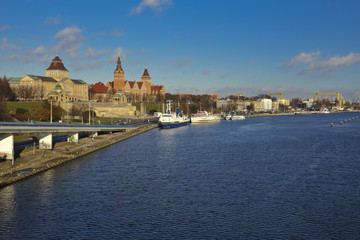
[0,123,158,188]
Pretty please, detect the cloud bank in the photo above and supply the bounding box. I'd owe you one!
[284,51,360,75]
[129,0,172,15]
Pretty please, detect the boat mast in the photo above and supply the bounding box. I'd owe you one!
[166,100,172,113]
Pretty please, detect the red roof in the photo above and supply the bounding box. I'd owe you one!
[128,81,136,88]
[46,56,68,71]
[137,82,143,89]
[151,85,164,94]
[91,82,108,93]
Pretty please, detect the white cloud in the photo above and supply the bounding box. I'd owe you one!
[307,53,360,70]
[284,51,360,75]
[1,45,51,64]
[3,53,31,63]
[1,37,18,50]
[108,47,124,62]
[0,25,10,32]
[44,15,61,25]
[284,51,321,67]
[129,0,172,15]
[71,60,105,71]
[54,26,85,58]
[31,45,47,55]
[85,47,108,58]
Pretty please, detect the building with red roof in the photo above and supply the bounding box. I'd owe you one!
[108,57,165,101]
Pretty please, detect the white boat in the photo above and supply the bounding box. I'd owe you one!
[230,115,245,120]
[191,111,221,123]
[321,108,330,114]
[158,100,190,129]
[225,113,245,120]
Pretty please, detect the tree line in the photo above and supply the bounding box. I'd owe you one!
[0,76,14,121]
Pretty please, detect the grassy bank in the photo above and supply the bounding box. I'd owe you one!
[132,102,162,114]
[7,101,43,119]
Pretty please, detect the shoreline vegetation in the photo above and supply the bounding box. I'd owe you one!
[1,110,358,188]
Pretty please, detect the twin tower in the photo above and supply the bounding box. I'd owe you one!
[113,57,153,96]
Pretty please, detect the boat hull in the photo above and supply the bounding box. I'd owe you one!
[159,119,191,129]
[190,118,221,123]
[230,116,245,120]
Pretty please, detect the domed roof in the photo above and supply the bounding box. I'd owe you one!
[48,91,59,96]
[46,56,68,71]
[113,89,124,97]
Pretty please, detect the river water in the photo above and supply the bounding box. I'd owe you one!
[1,113,360,239]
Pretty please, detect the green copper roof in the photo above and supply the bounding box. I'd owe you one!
[113,89,125,98]
[59,78,69,82]
[8,77,22,84]
[53,84,63,90]
[27,74,40,80]
[48,91,59,95]
[71,79,87,84]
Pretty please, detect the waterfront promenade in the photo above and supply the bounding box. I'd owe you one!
[0,123,158,188]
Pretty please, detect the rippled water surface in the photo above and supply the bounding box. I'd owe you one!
[1,113,360,239]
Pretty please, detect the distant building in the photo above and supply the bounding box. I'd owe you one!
[277,98,290,106]
[261,99,272,111]
[90,82,115,102]
[216,99,232,110]
[107,57,165,102]
[9,56,89,101]
[236,101,251,111]
[272,101,280,110]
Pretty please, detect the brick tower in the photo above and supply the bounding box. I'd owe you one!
[141,68,152,95]
[114,57,125,91]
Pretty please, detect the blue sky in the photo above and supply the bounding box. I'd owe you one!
[1,0,360,100]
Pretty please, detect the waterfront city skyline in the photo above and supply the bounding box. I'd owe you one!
[1,0,359,100]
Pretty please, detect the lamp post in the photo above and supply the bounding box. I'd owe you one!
[111,104,113,125]
[50,98,53,124]
[88,99,91,125]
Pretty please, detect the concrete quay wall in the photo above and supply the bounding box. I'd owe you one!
[0,123,158,188]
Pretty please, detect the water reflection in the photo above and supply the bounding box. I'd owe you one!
[0,185,16,228]
[0,113,360,239]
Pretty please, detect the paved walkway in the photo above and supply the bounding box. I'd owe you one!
[0,123,158,188]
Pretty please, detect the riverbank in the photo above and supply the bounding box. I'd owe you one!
[0,123,159,188]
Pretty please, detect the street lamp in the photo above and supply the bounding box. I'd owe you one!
[88,98,91,125]
[50,97,53,124]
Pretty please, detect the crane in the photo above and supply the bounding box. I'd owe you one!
[315,92,340,102]
[270,92,283,99]
[237,93,244,103]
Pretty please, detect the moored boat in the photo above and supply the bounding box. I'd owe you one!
[230,115,245,120]
[191,111,221,123]
[158,100,190,129]
[225,113,245,120]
